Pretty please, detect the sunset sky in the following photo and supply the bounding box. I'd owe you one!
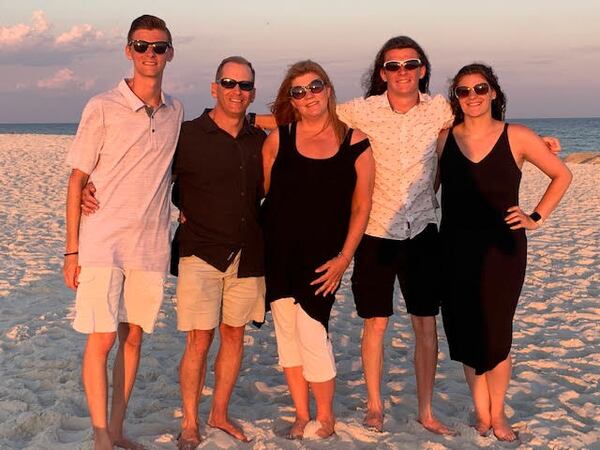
[2,0,599,122]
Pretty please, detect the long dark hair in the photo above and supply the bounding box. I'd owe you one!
[271,60,347,145]
[362,36,431,98]
[449,63,506,126]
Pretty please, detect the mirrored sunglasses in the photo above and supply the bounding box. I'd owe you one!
[289,79,326,99]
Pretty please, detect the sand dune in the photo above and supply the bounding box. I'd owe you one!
[0,134,598,449]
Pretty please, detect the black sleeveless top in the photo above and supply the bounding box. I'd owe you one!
[440,123,522,233]
[262,122,370,330]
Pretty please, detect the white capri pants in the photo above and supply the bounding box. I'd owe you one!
[270,297,336,383]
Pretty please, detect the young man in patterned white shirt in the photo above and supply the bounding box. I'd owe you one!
[335,36,455,435]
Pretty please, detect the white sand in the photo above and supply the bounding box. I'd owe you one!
[0,134,598,449]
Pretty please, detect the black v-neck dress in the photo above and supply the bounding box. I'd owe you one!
[439,123,527,374]
[262,122,370,331]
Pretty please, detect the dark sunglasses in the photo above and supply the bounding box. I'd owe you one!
[454,82,490,99]
[289,79,326,99]
[128,40,172,55]
[382,59,422,72]
[218,78,255,91]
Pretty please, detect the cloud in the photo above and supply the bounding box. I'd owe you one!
[0,10,50,45]
[0,10,119,66]
[37,68,96,91]
[55,24,105,45]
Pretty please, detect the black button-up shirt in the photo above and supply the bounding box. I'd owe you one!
[172,109,266,277]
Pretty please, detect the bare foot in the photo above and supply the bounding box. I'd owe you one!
[315,419,335,438]
[287,417,310,440]
[92,428,113,450]
[207,417,250,443]
[177,429,202,450]
[492,416,518,442]
[113,436,147,450]
[418,417,458,436]
[474,419,492,436]
[363,410,384,432]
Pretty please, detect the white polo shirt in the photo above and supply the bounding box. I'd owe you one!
[66,80,184,272]
[337,92,453,240]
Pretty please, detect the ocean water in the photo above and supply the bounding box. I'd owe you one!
[1,118,598,154]
[515,117,600,154]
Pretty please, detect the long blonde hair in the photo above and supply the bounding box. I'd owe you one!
[271,60,347,145]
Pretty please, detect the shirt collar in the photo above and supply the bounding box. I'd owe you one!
[376,90,432,112]
[198,108,260,136]
[118,79,171,112]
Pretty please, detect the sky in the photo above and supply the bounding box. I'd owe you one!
[1,0,599,122]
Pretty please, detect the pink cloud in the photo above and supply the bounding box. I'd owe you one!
[37,68,95,91]
[0,10,50,45]
[55,24,105,46]
[0,10,118,65]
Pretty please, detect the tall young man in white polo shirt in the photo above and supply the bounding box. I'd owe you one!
[63,15,183,450]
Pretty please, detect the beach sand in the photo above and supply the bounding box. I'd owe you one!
[0,134,598,449]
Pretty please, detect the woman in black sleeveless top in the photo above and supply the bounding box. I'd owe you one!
[436,64,571,441]
[262,61,374,439]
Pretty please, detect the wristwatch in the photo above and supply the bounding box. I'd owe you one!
[529,211,544,226]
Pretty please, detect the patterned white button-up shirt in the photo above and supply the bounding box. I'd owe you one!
[337,92,453,240]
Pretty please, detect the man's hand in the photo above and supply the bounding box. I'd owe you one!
[81,182,99,215]
[63,254,80,290]
[541,136,561,155]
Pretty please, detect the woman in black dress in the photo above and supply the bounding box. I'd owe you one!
[261,60,375,439]
[436,64,571,441]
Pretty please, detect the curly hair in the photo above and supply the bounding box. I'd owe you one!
[271,60,347,145]
[362,36,431,98]
[449,63,506,126]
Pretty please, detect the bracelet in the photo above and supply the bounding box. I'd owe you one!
[64,251,79,256]
[337,252,350,263]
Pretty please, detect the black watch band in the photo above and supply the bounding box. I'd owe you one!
[529,211,542,222]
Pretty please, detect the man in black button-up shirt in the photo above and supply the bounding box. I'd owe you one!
[173,109,265,276]
[172,56,266,446]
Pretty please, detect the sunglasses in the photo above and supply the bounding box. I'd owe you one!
[454,82,491,99]
[289,79,326,99]
[128,40,172,55]
[382,59,422,72]
[218,78,255,91]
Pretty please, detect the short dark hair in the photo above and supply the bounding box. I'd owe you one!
[449,63,506,126]
[127,15,172,43]
[362,35,431,98]
[215,56,255,82]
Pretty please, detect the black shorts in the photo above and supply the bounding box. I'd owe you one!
[351,224,441,318]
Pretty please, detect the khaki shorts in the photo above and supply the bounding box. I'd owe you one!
[73,266,165,334]
[271,297,336,383]
[176,254,265,331]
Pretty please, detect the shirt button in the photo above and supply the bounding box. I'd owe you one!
[241,217,246,222]
[241,192,245,196]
